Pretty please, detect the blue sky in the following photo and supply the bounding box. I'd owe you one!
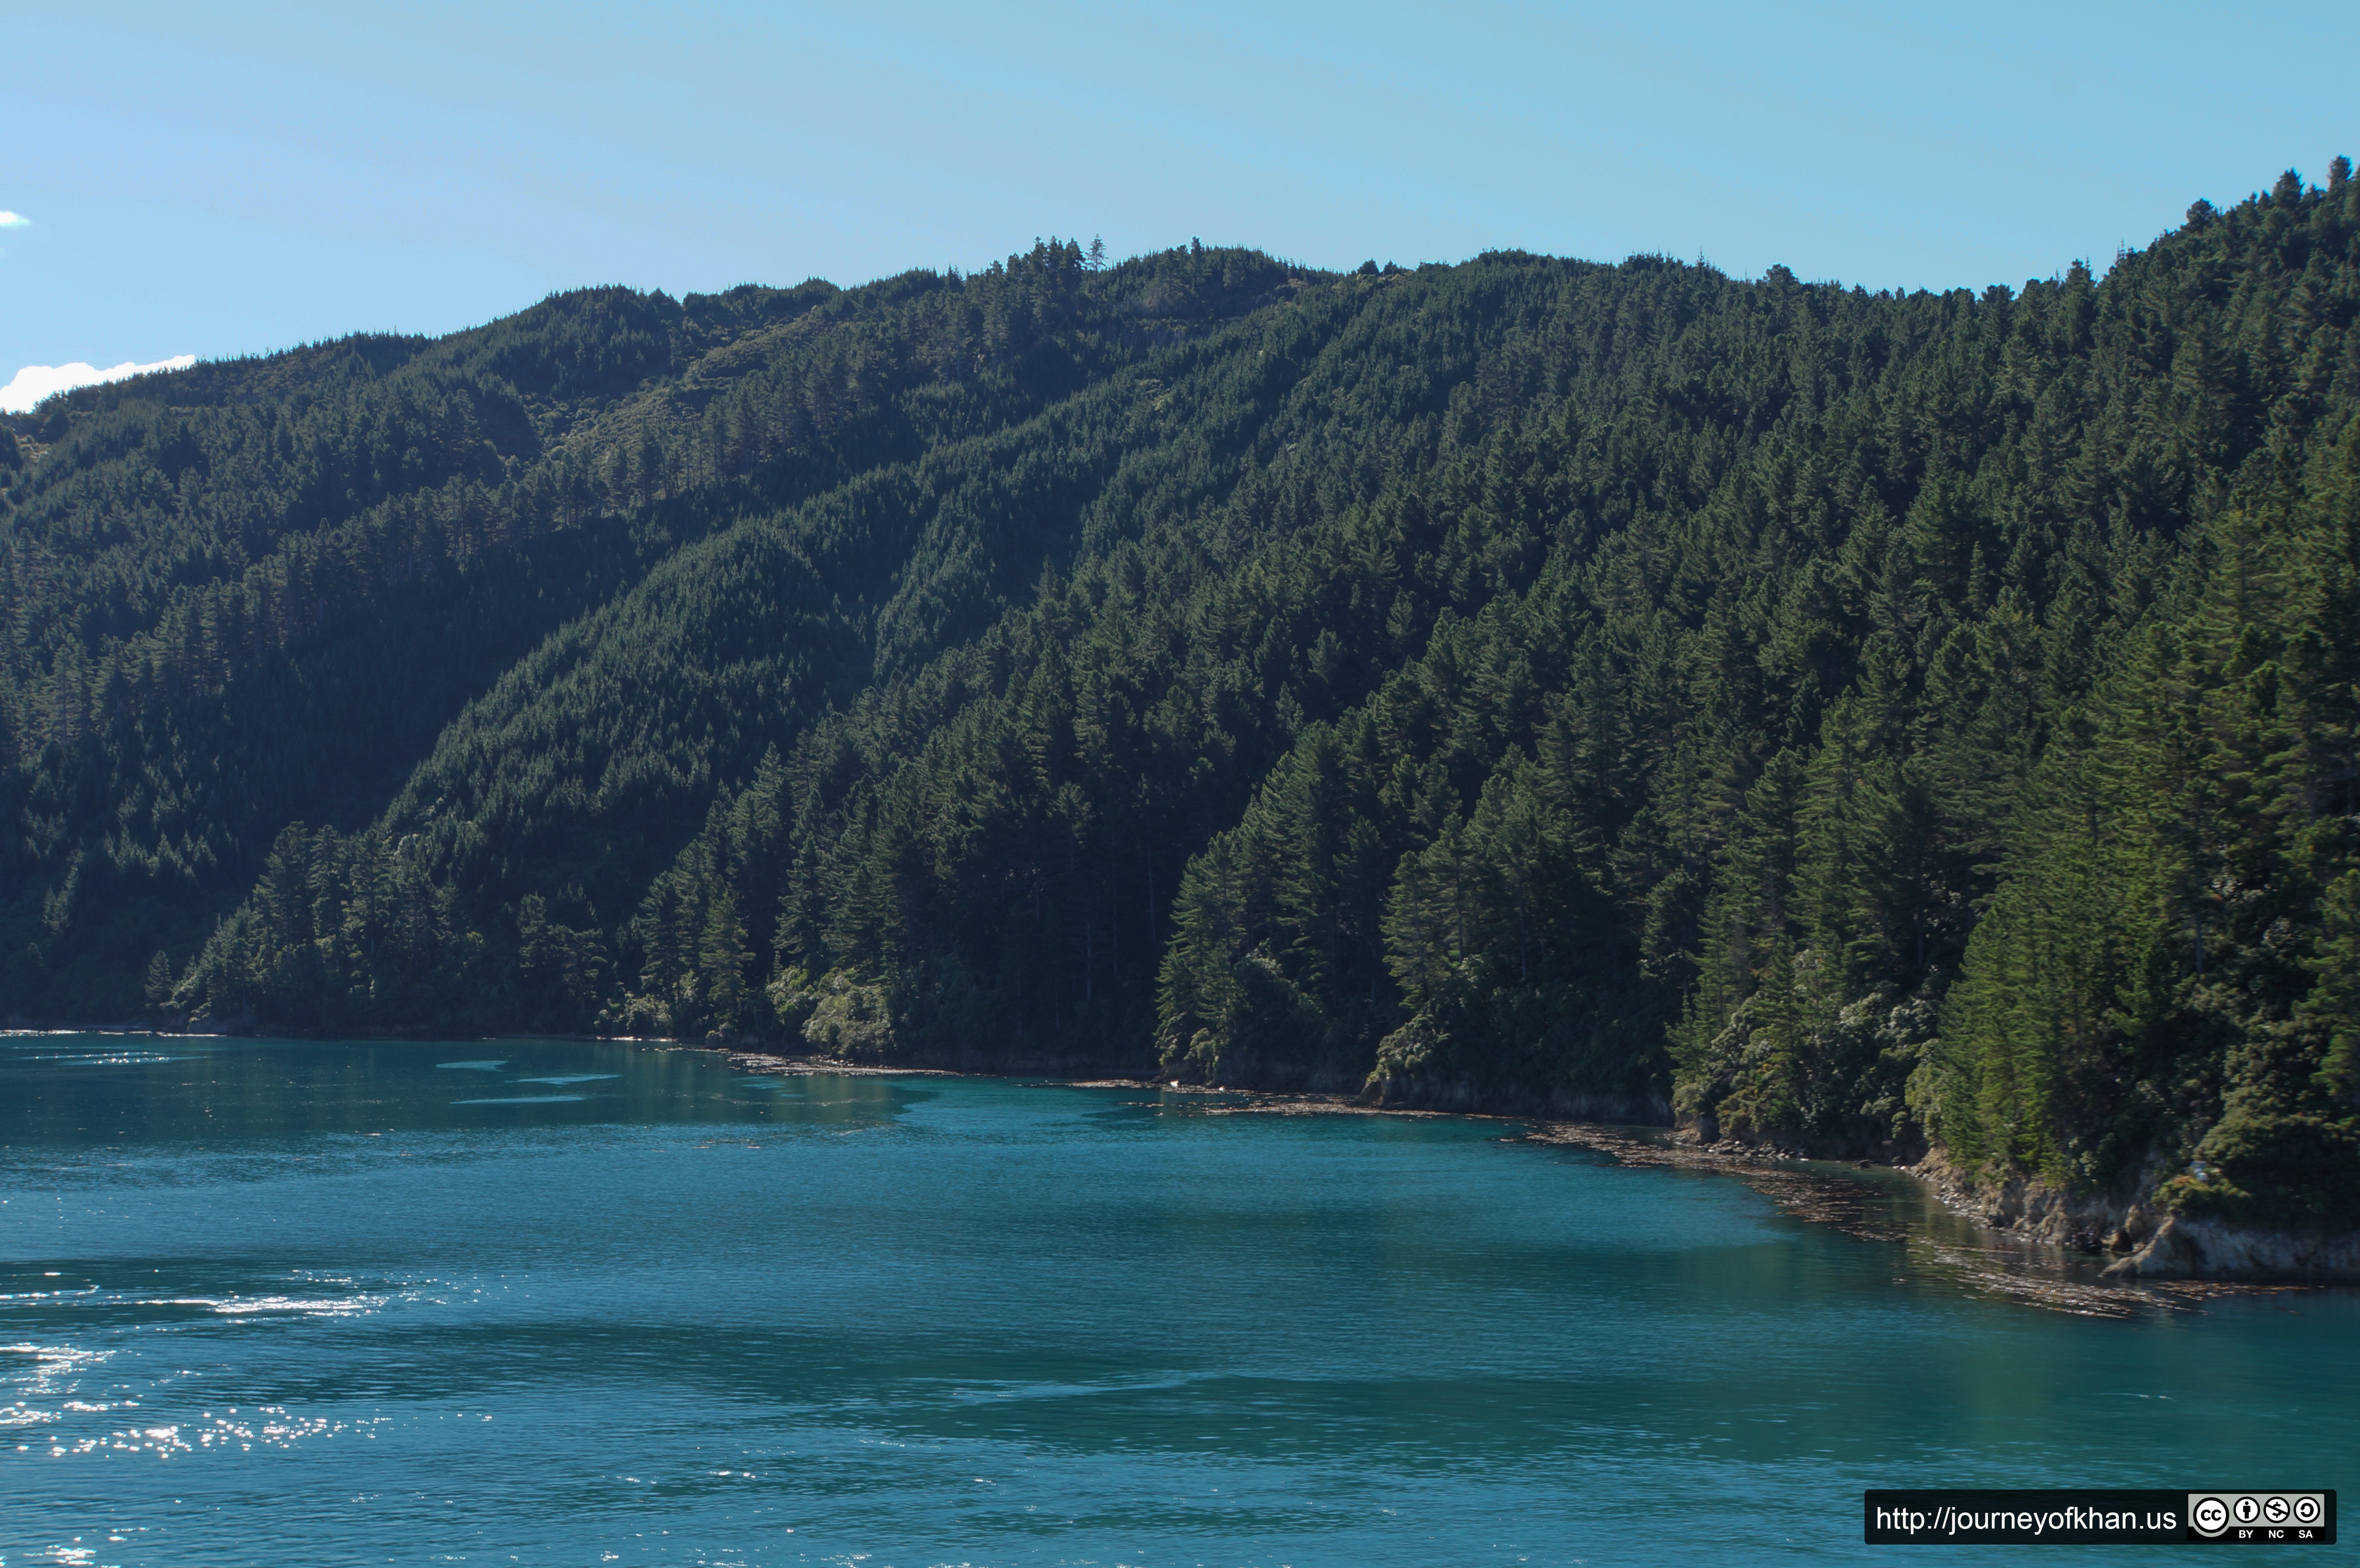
[3,0,2353,394]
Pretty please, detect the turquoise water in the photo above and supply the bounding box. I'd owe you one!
[1,1035,2350,1566]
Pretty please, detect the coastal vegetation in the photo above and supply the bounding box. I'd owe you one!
[5,166,2357,1233]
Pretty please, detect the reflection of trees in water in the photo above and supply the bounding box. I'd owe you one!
[0,1035,912,1144]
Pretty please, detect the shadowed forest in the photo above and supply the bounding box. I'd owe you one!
[6,166,2358,1228]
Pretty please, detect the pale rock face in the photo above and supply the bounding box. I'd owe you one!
[2104,1217,2360,1282]
[1909,1149,2360,1282]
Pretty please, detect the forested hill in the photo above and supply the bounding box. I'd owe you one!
[8,166,2360,1232]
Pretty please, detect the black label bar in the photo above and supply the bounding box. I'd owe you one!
[1863,1490,2336,1546]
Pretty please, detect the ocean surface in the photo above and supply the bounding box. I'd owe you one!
[0,1034,2349,1566]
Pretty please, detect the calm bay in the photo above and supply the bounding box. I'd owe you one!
[2,1034,2350,1565]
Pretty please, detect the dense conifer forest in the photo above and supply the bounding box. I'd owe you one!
[7,166,2358,1229]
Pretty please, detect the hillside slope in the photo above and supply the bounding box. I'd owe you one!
[7,172,2358,1252]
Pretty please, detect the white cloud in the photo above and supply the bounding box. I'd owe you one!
[0,211,28,229]
[1,355,198,414]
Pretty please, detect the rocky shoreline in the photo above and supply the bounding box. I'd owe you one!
[25,1029,2353,1289]
[1904,1148,2360,1284]
[1001,1070,2360,1292]
[1506,1122,2357,1309]
[725,1054,2360,1296]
